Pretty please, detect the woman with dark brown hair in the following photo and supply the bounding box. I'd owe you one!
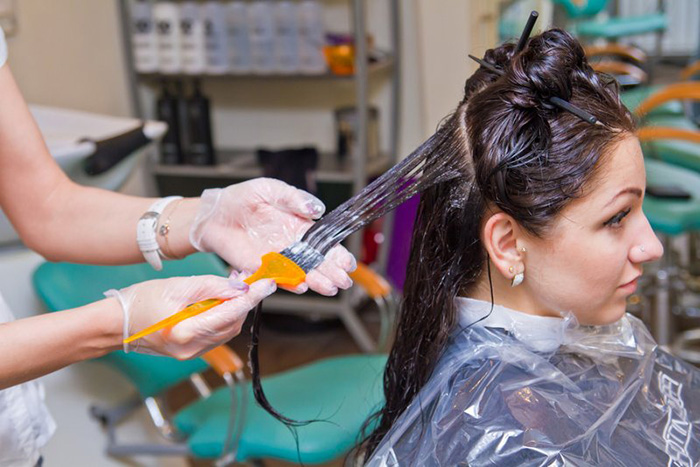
[361,29,699,466]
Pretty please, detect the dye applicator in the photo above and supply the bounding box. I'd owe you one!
[122,249,311,344]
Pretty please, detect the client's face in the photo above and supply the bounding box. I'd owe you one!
[523,136,663,325]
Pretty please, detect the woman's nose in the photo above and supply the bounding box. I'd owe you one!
[630,216,664,264]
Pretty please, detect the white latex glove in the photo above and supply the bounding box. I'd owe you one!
[105,275,276,359]
[189,178,356,296]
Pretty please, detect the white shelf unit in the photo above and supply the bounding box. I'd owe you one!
[118,0,401,352]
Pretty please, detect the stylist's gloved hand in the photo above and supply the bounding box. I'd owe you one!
[105,275,276,359]
[189,178,356,296]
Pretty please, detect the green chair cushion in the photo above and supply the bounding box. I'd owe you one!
[643,115,697,130]
[577,14,667,39]
[32,253,229,397]
[644,159,700,235]
[174,354,387,463]
[642,139,700,175]
[638,115,700,174]
[621,86,684,117]
[552,0,608,20]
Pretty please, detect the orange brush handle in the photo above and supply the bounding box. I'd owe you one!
[122,252,306,345]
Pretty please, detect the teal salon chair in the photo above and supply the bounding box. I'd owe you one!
[32,253,390,464]
[553,0,667,79]
[643,159,700,365]
[639,119,700,364]
[553,0,667,43]
[619,59,700,121]
[636,83,700,176]
[640,159,700,348]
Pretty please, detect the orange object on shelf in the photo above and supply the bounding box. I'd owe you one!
[324,44,355,75]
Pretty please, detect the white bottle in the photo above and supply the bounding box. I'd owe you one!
[131,0,159,73]
[203,1,230,74]
[153,0,182,74]
[180,1,206,74]
[226,1,252,74]
[298,0,326,74]
[273,1,299,74]
[248,0,276,74]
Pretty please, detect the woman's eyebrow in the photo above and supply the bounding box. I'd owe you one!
[605,187,643,207]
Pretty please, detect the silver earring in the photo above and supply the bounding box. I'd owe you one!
[511,271,524,287]
[520,247,527,253]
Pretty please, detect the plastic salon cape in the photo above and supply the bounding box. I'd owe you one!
[367,297,700,466]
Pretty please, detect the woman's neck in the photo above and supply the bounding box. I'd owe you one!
[467,264,562,319]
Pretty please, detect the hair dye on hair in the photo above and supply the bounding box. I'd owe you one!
[247,85,471,429]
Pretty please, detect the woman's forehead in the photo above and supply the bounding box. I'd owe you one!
[593,136,646,196]
[554,136,644,223]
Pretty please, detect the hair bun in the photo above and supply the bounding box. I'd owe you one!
[463,42,517,100]
[506,29,588,112]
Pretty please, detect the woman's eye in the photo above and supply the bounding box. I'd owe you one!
[604,208,631,228]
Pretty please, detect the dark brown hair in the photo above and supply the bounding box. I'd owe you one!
[360,28,635,459]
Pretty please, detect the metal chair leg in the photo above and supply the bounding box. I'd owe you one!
[652,234,674,347]
[144,396,184,441]
[338,305,377,353]
[90,395,189,458]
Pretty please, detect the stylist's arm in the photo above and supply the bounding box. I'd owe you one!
[0,275,275,389]
[0,65,354,293]
[0,58,353,389]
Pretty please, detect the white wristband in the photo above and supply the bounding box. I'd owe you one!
[104,289,130,354]
[137,196,182,271]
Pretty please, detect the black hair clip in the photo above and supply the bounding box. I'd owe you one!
[468,11,600,126]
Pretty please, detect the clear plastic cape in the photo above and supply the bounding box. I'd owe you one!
[366,298,700,467]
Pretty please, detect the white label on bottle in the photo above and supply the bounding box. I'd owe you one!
[131,2,158,72]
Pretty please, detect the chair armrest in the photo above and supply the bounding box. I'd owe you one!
[636,82,700,117]
[637,126,700,144]
[349,262,392,300]
[202,346,245,377]
[585,44,647,64]
[680,60,700,81]
[591,61,647,86]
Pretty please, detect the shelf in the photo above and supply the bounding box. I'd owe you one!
[135,56,394,81]
[150,148,393,183]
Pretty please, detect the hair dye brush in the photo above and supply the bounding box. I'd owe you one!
[122,251,309,344]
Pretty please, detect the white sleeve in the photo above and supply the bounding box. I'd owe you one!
[0,27,6,68]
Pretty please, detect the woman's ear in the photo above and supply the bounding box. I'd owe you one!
[482,212,525,280]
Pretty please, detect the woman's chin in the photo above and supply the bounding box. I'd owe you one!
[581,303,627,326]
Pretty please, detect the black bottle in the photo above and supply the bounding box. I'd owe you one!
[174,80,190,162]
[155,80,183,164]
[186,80,216,165]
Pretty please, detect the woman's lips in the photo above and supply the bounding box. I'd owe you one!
[619,276,640,294]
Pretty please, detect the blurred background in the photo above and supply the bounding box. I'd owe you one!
[1,0,700,465]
